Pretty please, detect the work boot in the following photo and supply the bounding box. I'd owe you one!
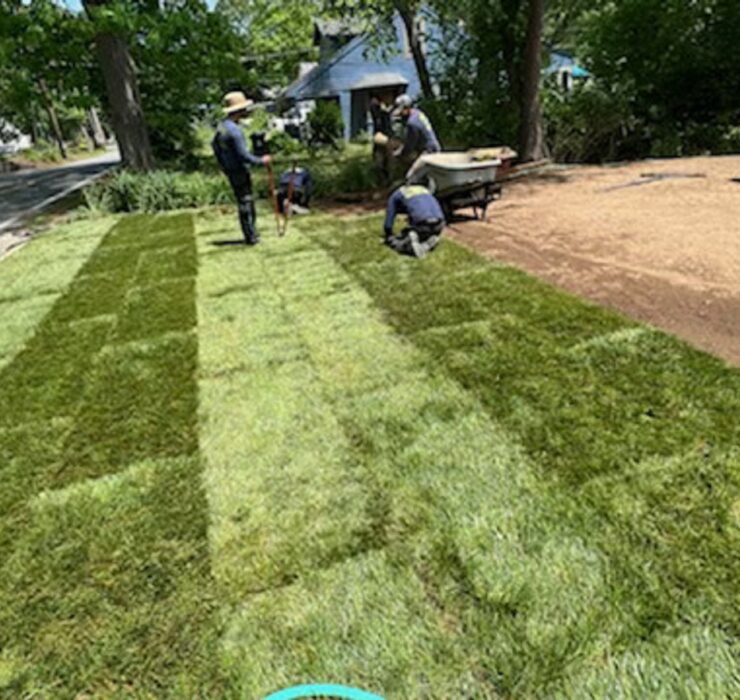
[408,230,428,259]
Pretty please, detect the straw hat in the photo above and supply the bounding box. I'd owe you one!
[223,91,253,115]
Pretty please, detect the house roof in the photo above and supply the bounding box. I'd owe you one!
[284,13,421,103]
[348,72,409,91]
[284,34,365,100]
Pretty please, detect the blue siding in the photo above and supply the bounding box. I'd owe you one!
[285,16,421,139]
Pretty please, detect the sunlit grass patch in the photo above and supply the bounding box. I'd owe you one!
[200,370,375,599]
[304,210,740,695]
[222,548,487,699]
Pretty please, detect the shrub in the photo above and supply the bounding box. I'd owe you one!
[83,170,232,213]
[22,142,64,164]
[266,130,303,155]
[543,82,639,163]
[308,100,344,146]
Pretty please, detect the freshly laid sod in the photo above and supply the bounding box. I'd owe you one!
[0,214,222,697]
[0,207,738,697]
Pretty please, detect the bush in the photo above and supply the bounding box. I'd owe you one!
[308,100,344,146]
[22,141,64,164]
[543,82,639,163]
[83,170,232,213]
[266,129,303,155]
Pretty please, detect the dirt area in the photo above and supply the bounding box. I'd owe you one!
[448,155,740,366]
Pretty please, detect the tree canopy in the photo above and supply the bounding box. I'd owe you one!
[2,0,739,165]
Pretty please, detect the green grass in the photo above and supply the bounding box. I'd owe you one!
[0,213,222,697]
[0,205,738,697]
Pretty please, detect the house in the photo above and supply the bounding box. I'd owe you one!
[283,17,590,142]
[547,50,591,91]
[284,17,421,141]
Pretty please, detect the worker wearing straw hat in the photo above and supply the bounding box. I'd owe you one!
[212,91,271,245]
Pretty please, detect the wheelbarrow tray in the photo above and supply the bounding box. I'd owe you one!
[414,152,502,196]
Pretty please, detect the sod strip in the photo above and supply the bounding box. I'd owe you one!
[197,212,720,697]
[0,213,223,697]
[304,213,740,696]
[0,217,116,369]
[196,213,484,695]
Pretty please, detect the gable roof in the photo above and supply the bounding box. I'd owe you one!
[284,33,367,100]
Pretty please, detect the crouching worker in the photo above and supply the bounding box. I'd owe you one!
[212,91,270,245]
[277,166,313,215]
[384,184,445,259]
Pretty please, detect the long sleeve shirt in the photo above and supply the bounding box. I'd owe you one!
[399,109,441,159]
[384,185,445,236]
[212,119,263,174]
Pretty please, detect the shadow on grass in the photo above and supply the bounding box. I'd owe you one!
[211,239,249,247]
[0,212,225,696]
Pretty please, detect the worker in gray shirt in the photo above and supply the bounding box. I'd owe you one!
[392,93,441,183]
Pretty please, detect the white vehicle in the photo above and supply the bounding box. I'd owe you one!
[0,120,32,156]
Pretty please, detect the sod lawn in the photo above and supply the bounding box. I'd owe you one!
[0,209,738,698]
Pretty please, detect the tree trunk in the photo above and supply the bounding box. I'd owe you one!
[501,0,523,108]
[395,2,435,100]
[83,0,153,171]
[519,0,546,161]
[37,78,67,160]
[91,32,153,170]
[88,107,107,149]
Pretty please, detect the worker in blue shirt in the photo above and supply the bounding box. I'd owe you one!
[384,183,445,259]
[277,166,313,215]
[392,94,441,184]
[212,91,270,245]
[393,94,441,157]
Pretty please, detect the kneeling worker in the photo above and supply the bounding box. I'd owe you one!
[277,166,313,215]
[212,91,270,245]
[384,184,445,259]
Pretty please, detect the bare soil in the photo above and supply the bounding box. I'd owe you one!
[448,155,740,366]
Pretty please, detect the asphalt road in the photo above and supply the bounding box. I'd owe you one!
[0,148,120,233]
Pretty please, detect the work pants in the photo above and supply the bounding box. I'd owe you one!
[227,169,258,244]
[389,219,444,258]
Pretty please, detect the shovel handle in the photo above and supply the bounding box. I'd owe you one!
[266,162,284,236]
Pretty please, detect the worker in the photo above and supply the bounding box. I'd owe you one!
[277,166,313,215]
[383,182,445,259]
[392,94,441,183]
[369,96,393,137]
[212,91,271,245]
[369,96,394,184]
